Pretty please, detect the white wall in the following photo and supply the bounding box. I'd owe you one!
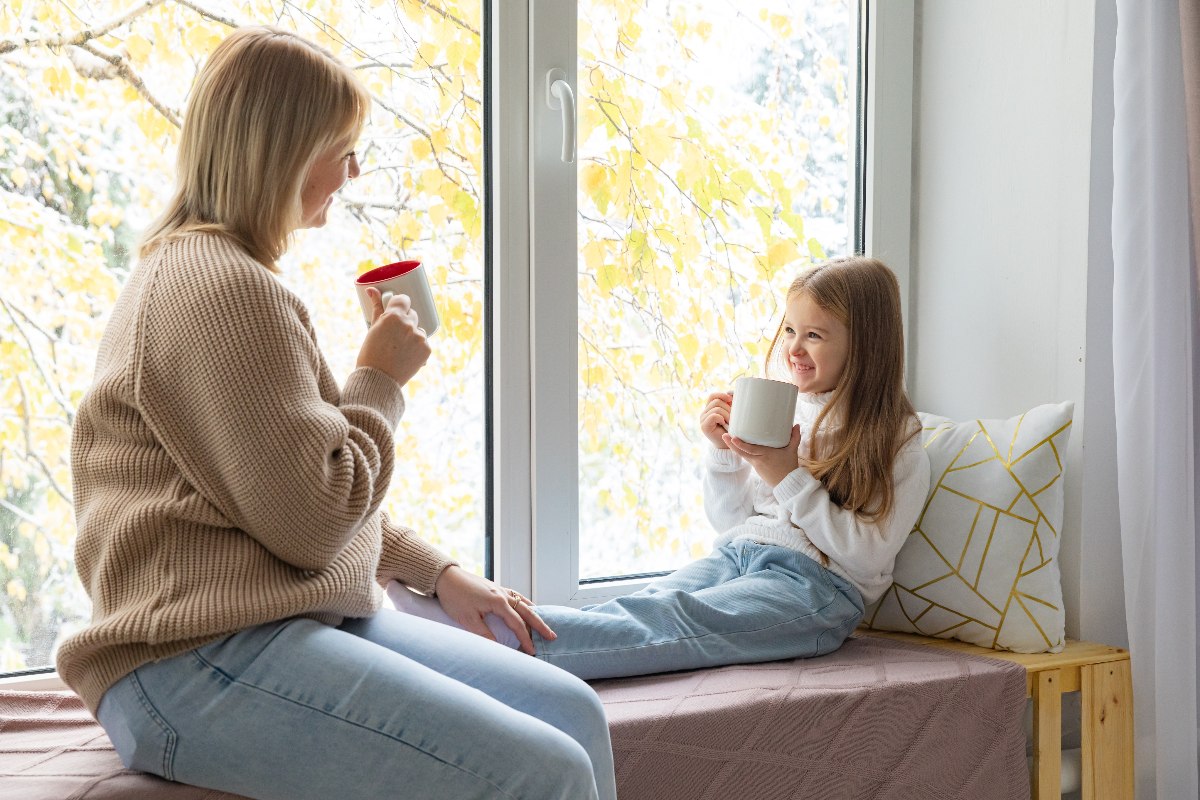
[908,0,1126,645]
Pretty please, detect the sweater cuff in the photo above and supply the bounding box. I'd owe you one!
[376,519,458,595]
[342,367,406,429]
[772,466,817,504]
[705,445,746,472]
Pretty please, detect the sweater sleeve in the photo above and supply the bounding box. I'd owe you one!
[702,445,757,534]
[134,250,404,571]
[374,513,458,594]
[770,431,930,590]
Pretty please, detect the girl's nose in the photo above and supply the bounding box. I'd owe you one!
[348,153,361,180]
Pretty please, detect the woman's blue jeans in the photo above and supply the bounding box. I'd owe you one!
[96,610,617,800]
[533,541,865,681]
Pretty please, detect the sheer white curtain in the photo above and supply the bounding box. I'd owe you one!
[1112,0,1200,797]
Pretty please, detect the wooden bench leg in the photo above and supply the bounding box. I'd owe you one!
[1032,669,1062,800]
[1081,659,1134,799]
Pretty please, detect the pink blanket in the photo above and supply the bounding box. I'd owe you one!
[1,634,1028,799]
[591,633,1030,800]
[0,689,248,800]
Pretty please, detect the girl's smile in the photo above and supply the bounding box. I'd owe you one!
[782,293,849,394]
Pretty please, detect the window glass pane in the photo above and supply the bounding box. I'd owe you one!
[0,0,485,674]
[576,0,858,580]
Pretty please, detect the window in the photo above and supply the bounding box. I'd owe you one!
[0,0,910,679]
[0,0,487,675]
[573,0,859,582]
[523,0,877,604]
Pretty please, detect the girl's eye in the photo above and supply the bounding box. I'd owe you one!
[345,151,357,161]
[807,332,821,340]
[783,326,795,335]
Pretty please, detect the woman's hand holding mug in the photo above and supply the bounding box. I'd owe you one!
[356,287,431,388]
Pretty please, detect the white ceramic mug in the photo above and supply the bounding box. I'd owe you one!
[354,260,440,335]
[727,376,798,447]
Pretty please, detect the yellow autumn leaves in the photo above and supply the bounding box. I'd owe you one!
[0,0,494,668]
[573,0,850,576]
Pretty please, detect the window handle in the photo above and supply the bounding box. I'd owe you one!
[546,68,576,164]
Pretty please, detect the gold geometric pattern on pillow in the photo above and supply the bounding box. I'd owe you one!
[864,402,1074,653]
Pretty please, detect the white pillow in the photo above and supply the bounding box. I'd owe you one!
[864,401,1074,653]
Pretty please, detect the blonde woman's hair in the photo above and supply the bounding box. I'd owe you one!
[139,26,370,269]
[765,256,918,522]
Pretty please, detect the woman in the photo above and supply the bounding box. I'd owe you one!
[57,25,615,800]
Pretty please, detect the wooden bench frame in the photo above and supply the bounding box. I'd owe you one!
[865,631,1133,799]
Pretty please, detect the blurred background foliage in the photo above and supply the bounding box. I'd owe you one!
[573,0,852,577]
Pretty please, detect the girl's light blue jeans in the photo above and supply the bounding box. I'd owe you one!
[533,540,865,681]
[95,609,617,800]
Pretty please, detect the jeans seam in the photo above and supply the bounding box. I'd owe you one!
[127,670,178,781]
[189,648,522,799]
[189,621,296,683]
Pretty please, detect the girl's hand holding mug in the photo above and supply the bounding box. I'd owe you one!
[700,391,734,449]
[723,424,802,487]
[356,286,431,388]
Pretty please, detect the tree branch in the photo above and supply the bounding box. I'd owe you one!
[0,297,76,425]
[75,41,181,127]
[369,95,473,195]
[352,60,414,71]
[409,0,479,37]
[172,0,242,29]
[0,498,45,531]
[341,196,411,213]
[0,0,165,55]
[14,374,73,505]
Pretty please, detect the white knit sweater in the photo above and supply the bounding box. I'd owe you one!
[703,392,930,605]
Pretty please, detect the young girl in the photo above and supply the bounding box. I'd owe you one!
[396,256,931,682]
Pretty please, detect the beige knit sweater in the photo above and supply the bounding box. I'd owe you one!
[57,232,457,714]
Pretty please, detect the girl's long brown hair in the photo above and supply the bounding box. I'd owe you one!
[765,257,917,522]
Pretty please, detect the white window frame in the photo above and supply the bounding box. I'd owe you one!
[862,0,916,371]
[494,0,917,606]
[489,0,535,600]
[0,670,66,691]
[525,0,586,605]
